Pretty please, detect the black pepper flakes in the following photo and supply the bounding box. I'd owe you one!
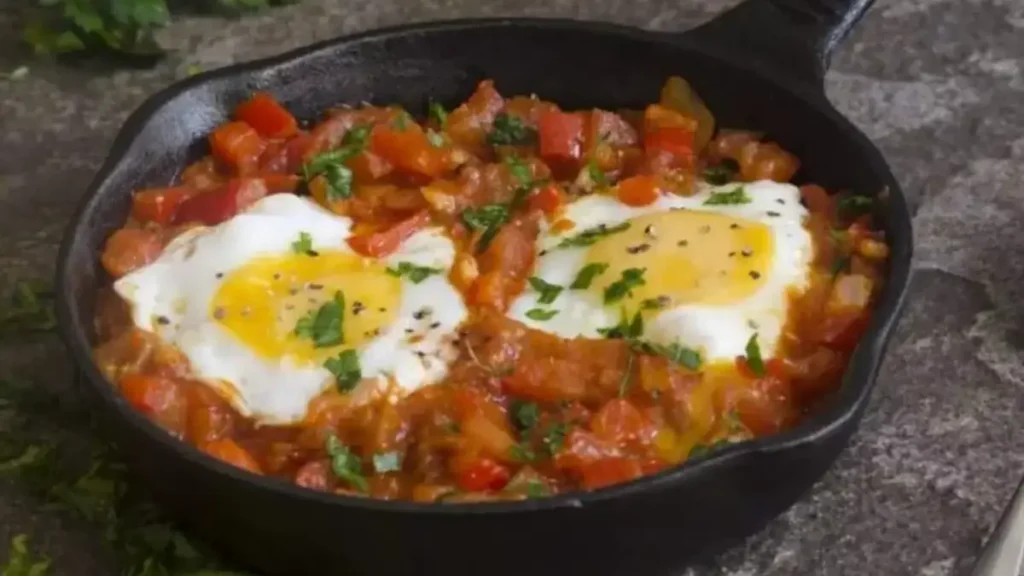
[741,247,754,257]
[308,283,324,290]
[415,351,427,359]
[156,315,171,325]
[273,273,281,280]
[539,250,549,257]
[766,211,781,217]
[429,321,441,329]
[289,287,300,296]
[728,251,736,257]
[213,308,226,320]
[405,328,415,334]
[677,240,689,247]
[626,243,651,255]
[215,272,224,279]
[643,225,657,240]
[749,271,762,279]
[352,301,366,316]
[729,223,741,230]
[378,307,387,313]
[776,198,785,205]
[413,307,433,320]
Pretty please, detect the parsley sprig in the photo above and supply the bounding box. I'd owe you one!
[301,125,371,202]
[460,156,538,252]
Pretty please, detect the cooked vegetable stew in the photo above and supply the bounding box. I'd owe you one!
[94,77,888,502]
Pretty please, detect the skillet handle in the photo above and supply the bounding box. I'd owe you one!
[684,0,874,90]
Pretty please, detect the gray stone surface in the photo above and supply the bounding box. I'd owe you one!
[1,0,1022,574]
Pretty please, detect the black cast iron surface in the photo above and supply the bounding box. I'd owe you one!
[1,0,1023,575]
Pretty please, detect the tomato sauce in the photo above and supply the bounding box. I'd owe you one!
[92,78,889,502]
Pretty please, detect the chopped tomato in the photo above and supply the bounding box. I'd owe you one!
[590,399,657,449]
[347,210,431,257]
[235,93,298,139]
[347,151,394,183]
[644,127,695,161]
[259,174,301,193]
[527,183,565,215]
[172,178,268,225]
[446,80,505,157]
[131,187,196,225]
[616,175,660,206]
[370,124,445,179]
[201,438,262,475]
[101,228,164,278]
[456,457,511,491]
[461,412,516,461]
[738,141,799,182]
[800,184,833,215]
[119,373,187,434]
[538,110,584,162]
[578,457,643,490]
[209,121,266,174]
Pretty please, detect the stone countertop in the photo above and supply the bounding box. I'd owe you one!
[1,0,1022,574]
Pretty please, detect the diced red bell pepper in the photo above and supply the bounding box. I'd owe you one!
[101,228,164,278]
[172,178,268,226]
[131,187,197,225]
[578,457,643,490]
[347,210,431,258]
[234,93,298,139]
[455,457,511,492]
[616,175,660,206]
[538,110,584,162]
[527,183,565,215]
[210,121,266,174]
[644,127,695,160]
[119,373,188,434]
[258,174,301,193]
[370,124,445,179]
[590,398,657,449]
[200,438,263,475]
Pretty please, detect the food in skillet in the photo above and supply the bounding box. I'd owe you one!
[94,77,889,501]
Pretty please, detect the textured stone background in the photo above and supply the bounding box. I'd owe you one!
[1,0,1023,574]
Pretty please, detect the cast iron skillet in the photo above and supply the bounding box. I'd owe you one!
[56,1,913,574]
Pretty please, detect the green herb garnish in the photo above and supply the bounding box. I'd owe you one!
[586,160,607,188]
[688,439,732,459]
[325,435,368,492]
[372,451,403,473]
[704,186,751,206]
[509,443,536,462]
[837,194,873,218]
[639,296,670,310]
[301,124,372,201]
[324,349,362,392]
[391,111,413,131]
[426,129,446,148]
[487,113,536,147]
[525,308,559,321]
[291,231,316,256]
[1,534,50,575]
[1,281,56,338]
[570,263,609,290]
[387,262,444,284]
[701,159,739,185]
[541,422,569,455]
[428,101,448,127]
[461,204,509,253]
[556,222,630,249]
[525,480,550,498]
[603,268,646,304]
[744,333,766,377]
[649,342,702,371]
[528,277,563,305]
[294,291,345,348]
[598,308,644,341]
[511,401,540,433]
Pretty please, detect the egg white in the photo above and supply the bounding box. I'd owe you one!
[114,194,468,425]
[507,180,813,362]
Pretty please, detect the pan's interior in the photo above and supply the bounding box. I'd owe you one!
[63,21,908,472]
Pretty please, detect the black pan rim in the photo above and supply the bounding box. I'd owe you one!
[55,16,914,516]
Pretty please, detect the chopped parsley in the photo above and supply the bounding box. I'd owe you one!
[704,185,751,206]
[701,159,739,185]
[294,291,345,348]
[837,194,874,218]
[461,203,509,253]
[649,342,702,371]
[688,439,732,459]
[509,443,536,462]
[528,277,563,304]
[557,222,631,249]
[301,124,371,202]
[391,111,413,131]
[291,231,316,256]
[541,422,569,455]
[570,262,609,290]
[387,262,444,284]
[744,333,766,377]
[586,160,607,188]
[603,268,647,304]
[324,349,362,391]
[511,400,540,433]
[426,129,446,148]
[525,308,559,321]
[598,308,645,341]
[487,113,536,147]
[525,479,550,498]
[640,296,670,310]
[372,451,403,473]
[325,435,368,492]
[428,101,448,127]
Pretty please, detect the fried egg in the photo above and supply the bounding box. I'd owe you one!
[507,180,813,363]
[115,194,468,425]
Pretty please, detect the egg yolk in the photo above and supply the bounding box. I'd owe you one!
[584,210,773,312]
[212,250,401,364]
